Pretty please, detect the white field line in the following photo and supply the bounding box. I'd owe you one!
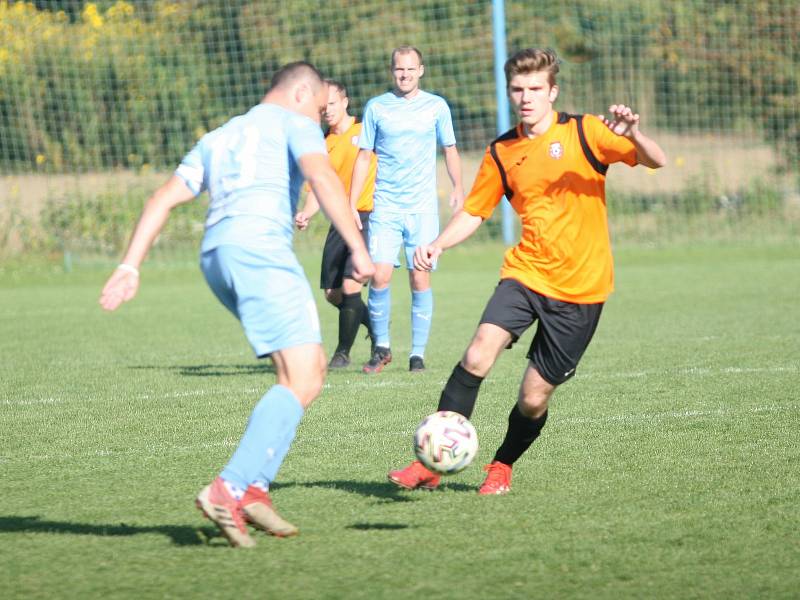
[2,364,796,407]
[2,403,797,466]
[558,403,798,426]
[1,397,64,407]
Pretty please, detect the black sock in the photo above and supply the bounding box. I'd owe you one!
[336,292,363,354]
[493,406,548,466]
[436,363,484,418]
[359,296,373,341]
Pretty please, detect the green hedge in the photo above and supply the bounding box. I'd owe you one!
[0,0,797,179]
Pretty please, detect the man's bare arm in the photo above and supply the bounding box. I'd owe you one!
[99,175,196,311]
[348,149,375,229]
[300,153,374,282]
[443,144,465,210]
[414,209,483,271]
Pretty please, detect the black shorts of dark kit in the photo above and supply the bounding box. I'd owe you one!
[478,278,604,386]
[320,211,371,290]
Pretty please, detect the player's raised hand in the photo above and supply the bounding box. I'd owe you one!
[599,104,640,138]
[349,247,375,283]
[414,244,442,271]
[99,266,140,311]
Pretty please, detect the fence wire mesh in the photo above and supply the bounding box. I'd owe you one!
[1,0,798,262]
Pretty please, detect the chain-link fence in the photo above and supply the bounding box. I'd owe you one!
[1,0,798,262]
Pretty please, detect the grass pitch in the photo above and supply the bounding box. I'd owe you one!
[1,243,799,599]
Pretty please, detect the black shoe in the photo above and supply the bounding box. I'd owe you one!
[328,351,350,369]
[409,355,425,372]
[363,346,392,374]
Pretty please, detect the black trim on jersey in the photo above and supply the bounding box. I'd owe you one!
[558,112,608,176]
[489,127,519,200]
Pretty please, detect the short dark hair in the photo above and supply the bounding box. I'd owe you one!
[325,78,348,98]
[391,45,423,68]
[269,61,324,92]
[504,48,560,87]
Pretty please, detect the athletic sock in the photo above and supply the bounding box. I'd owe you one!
[368,285,391,348]
[253,423,297,486]
[222,480,246,501]
[493,406,549,466]
[437,363,484,418]
[220,385,304,489]
[359,297,374,343]
[250,480,269,493]
[411,288,433,357]
[335,292,364,354]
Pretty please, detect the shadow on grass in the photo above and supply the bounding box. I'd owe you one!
[273,479,473,501]
[347,522,409,531]
[0,515,224,547]
[130,363,276,377]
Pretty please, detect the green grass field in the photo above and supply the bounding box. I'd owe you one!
[2,243,799,599]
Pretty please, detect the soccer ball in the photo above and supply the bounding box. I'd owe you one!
[413,411,478,474]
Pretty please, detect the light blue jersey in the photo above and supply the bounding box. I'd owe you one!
[175,103,327,252]
[174,102,327,357]
[359,90,456,214]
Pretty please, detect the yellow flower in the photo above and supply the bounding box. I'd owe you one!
[157,3,181,18]
[107,1,135,19]
[82,3,103,29]
[35,154,46,165]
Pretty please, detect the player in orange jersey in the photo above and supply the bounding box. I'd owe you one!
[389,48,666,495]
[296,80,377,369]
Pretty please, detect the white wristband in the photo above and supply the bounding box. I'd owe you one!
[117,263,140,277]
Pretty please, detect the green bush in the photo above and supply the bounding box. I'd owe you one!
[39,184,207,255]
[0,1,796,177]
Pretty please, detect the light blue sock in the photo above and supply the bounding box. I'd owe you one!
[220,385,304,489]
[253,425,296,487]
[411,288,433,357]
[368,285,391,348]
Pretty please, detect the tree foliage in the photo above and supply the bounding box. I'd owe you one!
[0,0,797,180]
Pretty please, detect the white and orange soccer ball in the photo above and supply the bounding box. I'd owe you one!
[413,411,479,474]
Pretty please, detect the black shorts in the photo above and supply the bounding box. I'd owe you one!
[479,278,604,386]
[320,211,370,290]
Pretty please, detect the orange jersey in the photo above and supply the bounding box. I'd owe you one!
[464,111,637,303]
[326,120,376,212]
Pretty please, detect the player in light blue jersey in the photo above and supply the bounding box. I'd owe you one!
[99,62,374,548]
[349,45,464,374]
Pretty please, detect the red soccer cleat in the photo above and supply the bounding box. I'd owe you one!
[240,485,299,538]
[388,460,441,490]
[363,346,392,374]
[477,461,512,495]
[195,477,256,548]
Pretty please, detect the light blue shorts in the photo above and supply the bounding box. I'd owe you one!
[368,211,440,270]
[200,245,321,357]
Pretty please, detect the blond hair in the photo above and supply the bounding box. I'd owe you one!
[391,45,423,68]
[504,48,559,87]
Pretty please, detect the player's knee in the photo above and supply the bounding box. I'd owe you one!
[461,344,492,377]
[518,390,550,418]
[289,370,324,407]
[324,289,342,306]
[371,265,393,288]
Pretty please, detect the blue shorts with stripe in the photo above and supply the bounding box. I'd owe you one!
[368,210,439,270]
[201,245,321,357]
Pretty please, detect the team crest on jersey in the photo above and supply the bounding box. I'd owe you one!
[549,142,564,159]
[351,135,359,146]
